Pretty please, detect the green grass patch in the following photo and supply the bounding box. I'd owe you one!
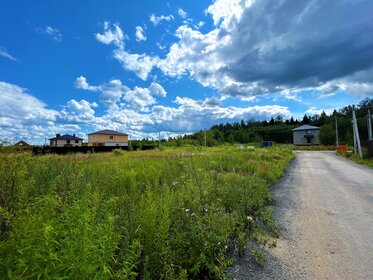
[337,150,373,167]
[0,146,293,279]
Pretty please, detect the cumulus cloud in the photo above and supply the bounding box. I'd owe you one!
[61,99,98,123]
[149,14,174,26]
[36,26,62,42]
[0,82,58,124]
[74,76,98,91]
[95,21,125,48]
[135,26,147,41]
[74,76,166,110]
[150,96,290,132]
[113,50,159,80]
[98,0,373,99]
[305,107,334,116]
[0,80,292,143]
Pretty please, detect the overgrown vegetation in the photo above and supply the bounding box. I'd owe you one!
[337,150,373,167]
[0,146,293,279]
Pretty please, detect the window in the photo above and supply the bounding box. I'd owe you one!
[109,135,113,139]
[75,140,79,143]
[66,140,70,144]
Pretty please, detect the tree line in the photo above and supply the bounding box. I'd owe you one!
[164,98,373,146]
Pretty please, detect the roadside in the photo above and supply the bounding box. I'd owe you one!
[227,151,373,280]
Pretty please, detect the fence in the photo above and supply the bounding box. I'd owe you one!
[32,145,156,155]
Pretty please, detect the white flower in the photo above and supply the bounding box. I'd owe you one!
[185,208,190,213]
[247,216,253,222]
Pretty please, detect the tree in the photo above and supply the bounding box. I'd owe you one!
[302,114,310,125]
[320,123,336,145]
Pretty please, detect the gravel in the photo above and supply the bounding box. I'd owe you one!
[226,151,373,280]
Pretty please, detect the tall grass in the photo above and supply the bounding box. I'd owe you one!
[0,146,293,279]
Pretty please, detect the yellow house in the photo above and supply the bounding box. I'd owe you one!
[49,134,83,147]
[88,130,129,147]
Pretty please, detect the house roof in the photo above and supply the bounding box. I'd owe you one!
[87,129,128,136]
[14,140,30,146]
[49,134,83,140]
[292,124,320,131]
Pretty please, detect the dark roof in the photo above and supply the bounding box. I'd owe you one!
[13,140,30,146]
[49,134,84,140]
[87,129,128,136]
[292,124,320,131]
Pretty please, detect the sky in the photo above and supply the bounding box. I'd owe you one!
[1,0,372,143]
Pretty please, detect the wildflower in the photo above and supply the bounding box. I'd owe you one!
[185,208,190,213]
[172,181,179,186]
[247,216,253,222]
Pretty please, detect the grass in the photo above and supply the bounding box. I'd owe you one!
[292,145,336,151]
[0,146,293,279]
[336,150,373,167]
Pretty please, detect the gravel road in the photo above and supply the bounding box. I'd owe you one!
[227,151,373,280]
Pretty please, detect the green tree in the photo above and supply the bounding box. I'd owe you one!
[320,123,336,145]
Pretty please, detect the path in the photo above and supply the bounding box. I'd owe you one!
[227,151,373,280]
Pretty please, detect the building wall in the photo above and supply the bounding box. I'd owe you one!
[88,134,128,145]
[293,130,320,145]
[51,139,83,147]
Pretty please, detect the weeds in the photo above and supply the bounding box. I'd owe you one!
[0,146,293,279]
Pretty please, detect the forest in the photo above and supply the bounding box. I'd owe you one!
[163,98,373,147]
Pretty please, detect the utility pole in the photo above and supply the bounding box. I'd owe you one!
[335,116,339,146]
[352,110,363,159]
[204,130,207,147]
[368,109,372,141]
[159,132,161,147]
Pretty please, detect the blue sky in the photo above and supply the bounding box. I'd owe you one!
[0,0,372,143]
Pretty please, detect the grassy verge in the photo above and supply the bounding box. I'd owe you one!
[0,146,293,279]
[336,150,373,167]
[292,145,336,151]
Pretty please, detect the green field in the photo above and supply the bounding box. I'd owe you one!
[0,146,293,279]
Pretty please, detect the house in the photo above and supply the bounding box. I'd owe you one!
[292,125,320,145]
[87,130,128,147]
[13,140,30,147]
[49,134,83,147]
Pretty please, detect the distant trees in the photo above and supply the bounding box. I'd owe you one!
[163,98,373,147]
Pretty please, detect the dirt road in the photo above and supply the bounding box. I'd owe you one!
[227,151,373,280]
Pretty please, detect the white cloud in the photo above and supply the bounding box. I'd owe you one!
[149,14,174,26]
[149,82,167,97]
[178,8,187,19]
[74,76,98,91]
[61,100,98,123]
[0,48,18,62]
[0,82,58,123]
[36,26,62,42]
[95,21,125,48]
[113,49,159,80]
[74,76,166,111]
[150,96,290,132]
[305,107,334,116]
[97,0,373,100]
[0,80,292,143]
[135,26,147,41]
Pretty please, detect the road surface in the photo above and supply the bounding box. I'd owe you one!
[227,151,373,280]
